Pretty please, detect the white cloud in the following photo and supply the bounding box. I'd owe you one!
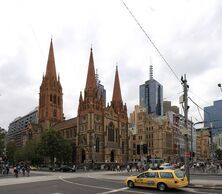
[0,0,222,129]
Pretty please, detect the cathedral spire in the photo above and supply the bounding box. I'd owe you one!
[45,39,57,80]
[85,48,96,90]
[112,66,123,106]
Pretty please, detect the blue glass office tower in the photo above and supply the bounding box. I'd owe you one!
[139,66,163,116]
[204,100,222,135]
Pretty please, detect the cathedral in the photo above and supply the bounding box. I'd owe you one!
[28,40,129,164]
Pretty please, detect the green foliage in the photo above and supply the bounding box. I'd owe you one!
[215,149,222,160]
[38,128,72,165]
[14,148,25,162]
[0,132,5,156]
[6,141,17,164]
[6,128,72,166]
[16,139,44,165]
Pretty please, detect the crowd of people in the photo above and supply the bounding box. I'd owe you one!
[13,162,31,178]
[0,161,31,178]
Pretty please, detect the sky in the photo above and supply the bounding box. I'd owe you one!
[0,0,222,130]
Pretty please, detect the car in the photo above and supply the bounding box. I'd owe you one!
[125,169,188,191]
[59,165,76,172]
[159,165,175,170]
[30,166,38,171]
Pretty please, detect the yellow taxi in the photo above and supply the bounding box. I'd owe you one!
[125,169,188,191]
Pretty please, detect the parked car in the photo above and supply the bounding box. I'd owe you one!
[59,165,76,172]
[125,169,188,191]
[30,166,38,171]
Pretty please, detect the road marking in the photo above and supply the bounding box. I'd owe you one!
[87,174,122,184]
[59,176,156,194]
[98,188,156,194]
[58,176,112,190]
[97,187,128,194]
[181,188,209,194]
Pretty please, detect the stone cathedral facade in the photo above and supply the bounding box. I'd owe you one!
[28,40,129,164]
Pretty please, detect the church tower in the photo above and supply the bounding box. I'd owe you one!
[39,40,63,128]
[104,66,128,164]
[77,48,104,163]
[111,66,127,119]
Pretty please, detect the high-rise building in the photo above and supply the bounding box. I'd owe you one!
[139,65,163,116]
[8,107,38,146]
[204,100,222,135]
[163,101,179,115]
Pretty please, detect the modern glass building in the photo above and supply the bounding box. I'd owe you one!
[139,78,163,116]
[204,100,222,135]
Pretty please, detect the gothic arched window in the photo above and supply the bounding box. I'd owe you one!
[53,95,56,104]
[53,109,57,117]
[108,123,114,142]
[96,138,100,152]
[58,96,60,105]
[122,141,125,154]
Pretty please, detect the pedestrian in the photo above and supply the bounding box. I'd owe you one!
[22,166,25,176]
[25,164,30,177]
[6,163,9,175]
[14,167,18,178]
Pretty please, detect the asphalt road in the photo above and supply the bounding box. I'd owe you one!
[0,176,222,194]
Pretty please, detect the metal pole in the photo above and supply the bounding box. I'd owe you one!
[182,74,190,184]
[210,123,213,160]
[191,118,193,166]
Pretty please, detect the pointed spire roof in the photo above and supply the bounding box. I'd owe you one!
[85,48,96,90]
[112,66,122,103]
[45,39,57,80]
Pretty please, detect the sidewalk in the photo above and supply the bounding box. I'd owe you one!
[189,179,222,190]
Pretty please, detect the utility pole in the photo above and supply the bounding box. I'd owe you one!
[181,74,190,184]
[191,118,193,166]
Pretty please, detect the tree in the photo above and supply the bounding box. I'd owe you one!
[38,128,72,166]
[23,139,43,165]
[0,132,5,157]
[215,149,222,160]
[6,141,17,164]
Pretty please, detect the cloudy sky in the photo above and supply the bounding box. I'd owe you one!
[0,0,222,130]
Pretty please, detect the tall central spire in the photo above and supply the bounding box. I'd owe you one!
[85,48,96,90]
[45,39,57,80]
[112,66,122,103]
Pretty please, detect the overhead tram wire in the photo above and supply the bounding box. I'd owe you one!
[189,90,212,107]
[121,0,181,83]
[188,97,212,121]
[19,0,45,60]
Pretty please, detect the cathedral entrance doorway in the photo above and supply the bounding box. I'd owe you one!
[81,149,86,163]
[110,150,115,162]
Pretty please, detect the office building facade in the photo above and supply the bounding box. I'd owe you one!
[204,100,222,135]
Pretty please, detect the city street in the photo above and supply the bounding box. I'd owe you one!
[0,171,222,194]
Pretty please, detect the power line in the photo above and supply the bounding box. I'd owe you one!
[189,90,212,107]
[197,106,203,121]
[18,0,45,60]
[121,0,181,83]
[188,97,212,121]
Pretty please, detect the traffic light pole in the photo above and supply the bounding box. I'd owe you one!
[181,74,190,184]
